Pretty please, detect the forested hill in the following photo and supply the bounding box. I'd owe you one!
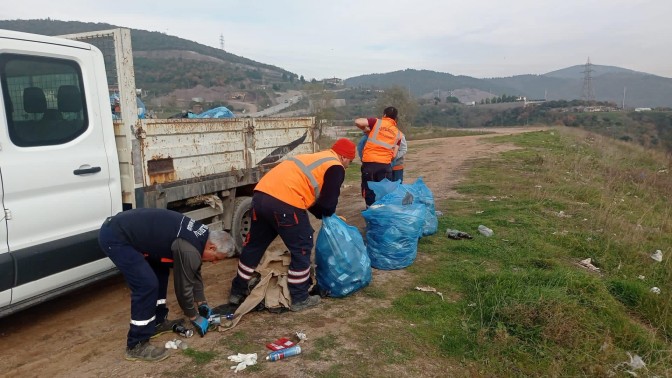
[0,19,298,95]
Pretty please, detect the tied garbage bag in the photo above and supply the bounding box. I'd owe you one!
[368,178,401,202]
[362,187,425,270]
[404,177,438,236]
[315,215,372,297]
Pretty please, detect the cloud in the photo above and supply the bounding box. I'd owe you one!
[3,0,672,79]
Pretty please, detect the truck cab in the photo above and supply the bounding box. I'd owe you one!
[0,29,121,315]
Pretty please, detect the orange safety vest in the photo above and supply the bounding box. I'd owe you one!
[362,117,400,164]
[255,150,342,209]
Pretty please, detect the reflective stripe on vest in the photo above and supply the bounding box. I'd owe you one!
[362,118,400,163]
[254,150,342,209]
[288,155,339,199]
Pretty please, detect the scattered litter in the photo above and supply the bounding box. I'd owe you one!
[637,275,645,280]
[446,229,473,240]
[650,250,663,262]
[227,353,257,373]
[342,184,352,189]
[552,230,569,236]
[266,337,295,351]
[611,352,647,376]
[626,352,646,371]
[556,210,571,218]
[477,225,493,237]
[650,287,661,294]
[535,185,542,188]
[475,211,484,214]
[467,303,476,307]
[435,211,443,217]
[578,258,600,272]
[295,330,307,344]
[266,345,301,361]
[415,286,444,301]
[164,339,187,350]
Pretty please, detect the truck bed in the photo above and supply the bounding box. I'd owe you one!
[114,116,316,208]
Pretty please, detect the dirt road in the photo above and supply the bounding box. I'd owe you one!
[0,127,546,377]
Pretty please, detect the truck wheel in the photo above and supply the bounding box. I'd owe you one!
[231,196,253,255]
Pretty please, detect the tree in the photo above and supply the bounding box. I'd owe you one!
[375,86,418,132]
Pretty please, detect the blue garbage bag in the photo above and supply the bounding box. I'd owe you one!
[315,215,372,297]
[368,178,401,202]
[362,186,425,270]
[403,177,438,236]
[191,106,235,119]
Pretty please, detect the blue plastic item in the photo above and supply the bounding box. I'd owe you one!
[362,186,425,270]
[404,177,438,236]
[315,215,372,297]
[190,106,235,119]
[368,178,401,202]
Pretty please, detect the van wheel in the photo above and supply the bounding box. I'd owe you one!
[231,196,253,255]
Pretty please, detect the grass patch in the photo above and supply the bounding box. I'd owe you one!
[386,128,672,376]
[182,348,217,365]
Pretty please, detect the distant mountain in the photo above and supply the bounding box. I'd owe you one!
[345,66,672,108]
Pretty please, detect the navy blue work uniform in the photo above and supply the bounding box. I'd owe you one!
[98,208,209,349]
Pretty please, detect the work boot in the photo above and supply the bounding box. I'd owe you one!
[125,340,170,362]
[290,295,320,312]
[228,293,245,306]
[151,319,184,339]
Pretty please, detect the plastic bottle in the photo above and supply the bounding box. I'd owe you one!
[172,323,194,338]
[478,225,494,237]
[266,345,302,361]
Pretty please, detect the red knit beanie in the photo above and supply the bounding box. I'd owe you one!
[331,138,356,160]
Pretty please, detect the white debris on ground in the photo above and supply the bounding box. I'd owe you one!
[164,339,187,350]
[578,258,600,272]
[650,250,663,262]
[295,330,307,343]
[650,287,661,294]
[415,286,444,301]
[227,353,257,373]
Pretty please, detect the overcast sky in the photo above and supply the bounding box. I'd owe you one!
[3,0,671,80]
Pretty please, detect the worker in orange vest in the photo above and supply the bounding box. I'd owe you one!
[391,132,407,183]
[355,106,402,206]
[228,138,356,312]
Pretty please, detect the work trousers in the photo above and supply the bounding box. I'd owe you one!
[361,162,393,206]
[98,220,169,349]
[231,192,314,303]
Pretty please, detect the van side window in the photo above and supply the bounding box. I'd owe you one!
[0,54,88,147]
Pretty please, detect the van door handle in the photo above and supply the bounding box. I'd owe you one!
[73,166,101,175]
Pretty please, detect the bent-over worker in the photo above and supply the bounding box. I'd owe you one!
[98,208,234,362]
[228,138,356,312]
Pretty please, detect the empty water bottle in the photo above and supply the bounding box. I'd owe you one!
[266,345,302,361]
[478,225,494,237]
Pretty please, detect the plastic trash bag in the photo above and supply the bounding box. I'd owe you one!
[368,178,401,202]
[189,106,235,119]
[315,215,372,297]
[404,177,438,236]
[362,186,425,270]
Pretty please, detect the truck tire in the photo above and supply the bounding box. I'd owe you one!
[231,196,253,255]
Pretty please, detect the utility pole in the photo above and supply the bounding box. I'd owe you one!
[219,34,225,51]
[622,86,627,109]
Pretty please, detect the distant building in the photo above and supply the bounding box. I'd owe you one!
[322,77,344,86]
[635,107,652,112]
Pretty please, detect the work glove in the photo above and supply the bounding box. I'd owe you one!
[198,303,213,318]
[191,315,209,337]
